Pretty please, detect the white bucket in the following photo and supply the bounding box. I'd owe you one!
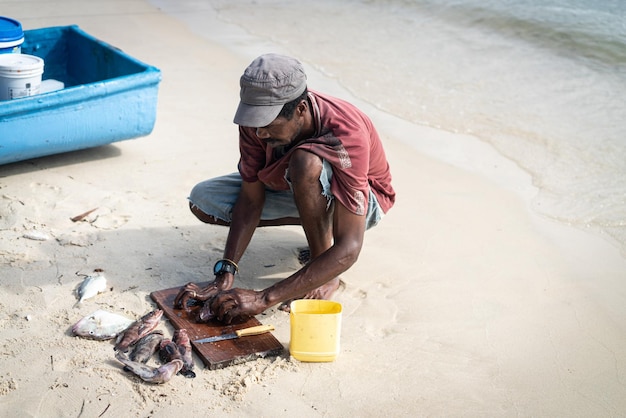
[0,54,44,100]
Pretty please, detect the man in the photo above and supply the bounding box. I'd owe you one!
[174,53,395,323]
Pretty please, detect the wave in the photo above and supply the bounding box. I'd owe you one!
[369,0,626,70]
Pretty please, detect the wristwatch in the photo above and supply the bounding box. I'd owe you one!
[213,259,238,276]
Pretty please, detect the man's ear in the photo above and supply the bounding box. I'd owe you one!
[296,99,308,116]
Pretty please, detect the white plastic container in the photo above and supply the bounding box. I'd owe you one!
[0,53,44,100]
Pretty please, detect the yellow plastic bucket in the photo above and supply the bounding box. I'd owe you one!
[289,299,342,362]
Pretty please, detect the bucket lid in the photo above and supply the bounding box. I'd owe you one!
[0,53,44,71]
[0,16,23,43]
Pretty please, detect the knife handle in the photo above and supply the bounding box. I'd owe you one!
[235,324,275,337]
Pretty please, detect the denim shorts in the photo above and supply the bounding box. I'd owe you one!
[188,160,383,230]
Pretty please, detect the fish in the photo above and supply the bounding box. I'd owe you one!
[158,339,182,364]
[71,310,135,340]
[75,269,107,304]
[129,331,164,364]
[198,302,215,322]
[173,329,196,378]
[114,309,163,352]
[115,351,182,384]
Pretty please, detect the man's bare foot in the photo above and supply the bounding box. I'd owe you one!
[279,277,343,312]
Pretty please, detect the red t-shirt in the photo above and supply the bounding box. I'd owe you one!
[238,91,395,216]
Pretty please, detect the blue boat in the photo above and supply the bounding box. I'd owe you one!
[0,25,161,165]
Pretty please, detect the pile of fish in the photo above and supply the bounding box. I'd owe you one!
[71,269,196,383]
[72,308,196,384]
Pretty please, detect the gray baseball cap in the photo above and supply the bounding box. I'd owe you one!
[233,54,307,127]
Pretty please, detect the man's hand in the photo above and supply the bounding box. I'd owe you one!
[174,274,235,312]
[209,288,267,324]
[173,282,220,312]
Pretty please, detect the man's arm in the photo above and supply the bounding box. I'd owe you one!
[262,201,365,305]
[174,179,265,311]
[210,200,366,322]
[219,179,266,279]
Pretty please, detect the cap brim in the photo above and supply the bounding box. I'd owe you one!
[233,102,283,128]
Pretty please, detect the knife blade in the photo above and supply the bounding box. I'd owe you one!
[193,324,275,344]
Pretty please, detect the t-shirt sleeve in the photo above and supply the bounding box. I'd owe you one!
[238,126,266,183]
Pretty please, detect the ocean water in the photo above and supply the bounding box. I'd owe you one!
[153,0,626,256]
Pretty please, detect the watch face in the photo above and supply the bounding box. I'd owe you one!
[214,260,235,275]
[214,260,224,275]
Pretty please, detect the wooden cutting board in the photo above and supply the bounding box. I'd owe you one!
[150,284,284,370]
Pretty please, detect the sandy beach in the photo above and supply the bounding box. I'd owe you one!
[2,1,626,416]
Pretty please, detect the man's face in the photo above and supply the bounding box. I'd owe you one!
[254,106,304,148]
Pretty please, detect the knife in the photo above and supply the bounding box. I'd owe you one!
[193,324,275,344]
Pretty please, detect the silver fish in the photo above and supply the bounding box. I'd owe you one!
[129,331,164,364]
[75,269,107,304]
[114,309,163,352]
[115,351,182,384]
[71,310,134,340]
[173,329,196,378]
